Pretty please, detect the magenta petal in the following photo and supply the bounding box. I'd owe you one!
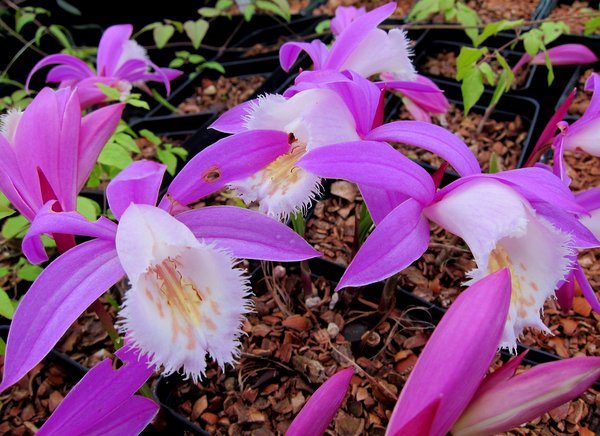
[26,54,94,90]
[38,346,156,435]
[46,64,89,82]
[209,99,256,133]
[161,130,290,209]
[23,201,117,264]
[279,40,330,71]
[454,356,600,435]
[476,352,528,394]
[556,271,575,313]
[77,102,125,190]
[366,121,480,177]
[287,368,353,436]
[389,397,442,435]
[175,206,320,261]
[297,141,436,206]
[0,239,124,391]
[97,24,133,75]
[324,2,395,70]
[531,201,599,249]
[359,185,410,225]
[337,198,429,290]
[0,135,39,220]
[531,44,598,66]
[574,263,600,314]
[576,186,600,212]
[106,160,167,220]
[330,6,366,36]
[388,269,512,435]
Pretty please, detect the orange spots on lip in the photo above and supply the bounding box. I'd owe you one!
[211,300,221,315]
[529,281,539,291]
[205,318,217,331]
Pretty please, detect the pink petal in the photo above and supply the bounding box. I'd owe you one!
[574,263,600,314]
[160,130,290,210]
[359,185,410,225]
[26,54,94,90]
[97,24,133,76]
[38,346,157,436]
[106,160,167,220]
[330,6,366,36]
[287,368,353,436]
[337,198,430,290]
[210,99,256,133]
[387,397,442,435]
[0,239,124,392]
[366,121,481,177]
[0,135,39,220]
[388,269,512,435]
[175,206,320,261]
[454,356,600,435]
[297,141,436,206]
[556,271,575,313]
[279,40,330,71]
[530,44,598,66]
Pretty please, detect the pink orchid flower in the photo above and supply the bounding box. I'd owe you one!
[0,87,122,222]
[512,44,598,74]
[288,270,600,435]
[0,155,319,392]
[26,24,182,108]
[37,345,158,435]
[330,6,366,36]
[300,140,596,349]
[188,70,473,220]
[279,2,448,121]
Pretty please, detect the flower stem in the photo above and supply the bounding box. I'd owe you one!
[90,300,122,349]
[378,273,399,312]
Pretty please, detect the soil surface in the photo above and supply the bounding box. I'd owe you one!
[465,0,539,22]
[312,0,413,18]
[177,75,266,115]
[548,1,600,35]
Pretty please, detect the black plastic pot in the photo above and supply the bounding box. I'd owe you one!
[385,76,541,179]
[534,0,600,38]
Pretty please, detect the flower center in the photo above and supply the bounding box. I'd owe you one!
[262,143,306,195]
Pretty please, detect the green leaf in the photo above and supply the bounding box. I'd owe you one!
[439,0,455,9]
[243,4,256,21]
[56,0,82,16]
[2,215,29,239]
[156,148,177,175]
[97,142,133,169]
[170,146,188,159]
[585,16,600,35]
[49,25,73,49]
[543,48,555,85]
[166,20,184,33]
[456,3,480,44]
[17,263,43,282]
[489,152,499,173]
[41,235,56,248]
[184,19,209,50]
[408,0,439,22]
[153,24,175,49]
[315,19,331,34]
[15,12,35,33]
[358,202,373,245]
[175,50,190,59]
[290,212,305,237]
[114,132,140,153]
[201,61,225,74]
[0,193,15,219]
[522,28,543,57]
[0,337,6,355]
[461,68,484,115]
[198,7,221,17]
[540,21,569,44]
[126,98,150,110]
[270,0,292,21]
[188,54,206,64]
[169,58,185,68]
[478,62,495,85]
[0,267,9,278]
[491,71,508,107]
[34,25,47,46]
[456,46,486,81]
[0,289,14,319]
[96,83,121,101]
[139,129,161,145]
[216,0,234,10]
[476,20,524,46]
[77,196,101,220]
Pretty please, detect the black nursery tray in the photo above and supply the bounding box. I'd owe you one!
[534,0,600,38]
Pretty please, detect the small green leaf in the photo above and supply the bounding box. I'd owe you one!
[522,29,544,56]
[243,4,256,21]
[198,7,221,17]
[34,26,47,46]
[439,0,455,10]
[256,0,290,21]
[17,263,43,282]
[96,83,121,101]
[2,215,29,239]
[0,289,15,319]
[57,0,82,16]
[358,202,373,245]
[139,129,161,145]
[49,25,73,49]
[184,19,209,50]
[201,61,225,74]
[126,98,150,110]
[456,46,486,81]
[188,54,206,64]
[114,132,140,153]
[175,50,190,59]
[489,152,499,173]
[476,20,524,46]
[0,267,9,278]
[77,196,101,220]
[98,143,133,169]
[15,12,35,33]
[461,68,484,115]
[170,146,188,159]
[216,0,234,10]
[153,24,175,49]
[456,3,480,45]
[0,337,6,355]
[543,48,555,85]
[408,0,439,22]
[169,58,185,68]
[290,212,305,237]
[540,21,569,44]
[585,16,600,35]
[156,148,178,175]
[315,19,331,34]
[478,62,495,85]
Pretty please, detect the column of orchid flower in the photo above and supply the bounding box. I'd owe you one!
[0,4,599,435]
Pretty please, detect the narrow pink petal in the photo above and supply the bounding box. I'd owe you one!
[279,40,330,71]
[0,135,39,220]
[175,206,320,261]
[454,356,600,435]
[0,239,124,392]
[530,44,598,66]
[22,201,118,264]
[287,368,353,436]
[574,263,600,314]
[38,346,156,435]
[393,75,450,114]
[386,397,441,436]
[388,269,512,435]
[106,160,166,220]
[526,89,576,167]
[532,201,599,249]
[77,102,124,190]
[475,352,528,394]
[330,6,366,36]
[297,141,436,206]
[210,99,256,133]
[402,96,433,122]
[97,24,133,75]
[556,271,575,313]
[576,186,600,212]
[46,65,90,82]
[160,130,290,210]
[337,198,430,290]
[359,185,410,225]
[324,2,396,70]
[366,121,481,177]
[26,54,94,90]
